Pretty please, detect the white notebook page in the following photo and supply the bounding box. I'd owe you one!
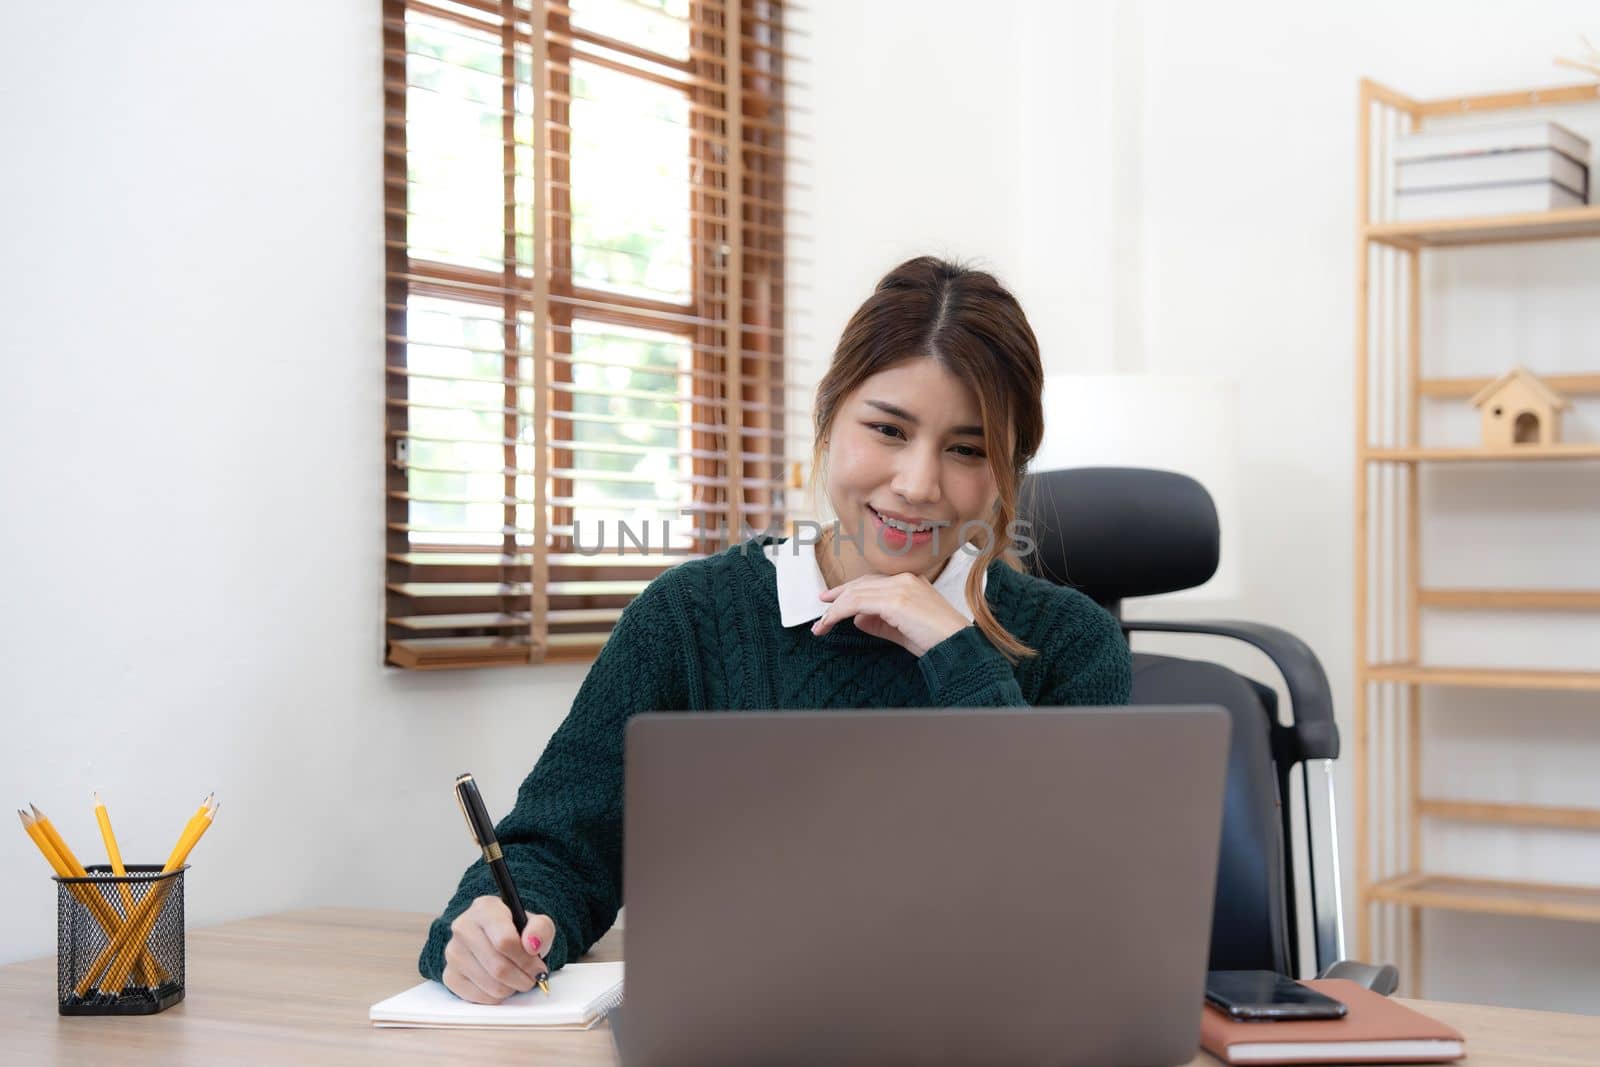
[369,961,624,1030]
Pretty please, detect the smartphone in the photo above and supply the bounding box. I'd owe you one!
[1204,970,1348,1021]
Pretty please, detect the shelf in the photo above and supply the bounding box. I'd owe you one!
[1418,373,1600,399]
[1368,872,1600,923]
[1366,444,1600,463]
[1411,81,1600,118]
[1365,664,1600,691]
[1418,798,1600,831]
[1365,206,1600,249]
[1418,589,1600,611]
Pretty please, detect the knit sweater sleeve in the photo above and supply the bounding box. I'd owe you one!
[917,594,1131,708]
[417,575,689,981]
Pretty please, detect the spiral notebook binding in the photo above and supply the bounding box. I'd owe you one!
[591,984,625,1021]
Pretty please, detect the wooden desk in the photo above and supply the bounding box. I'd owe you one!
[1,908,1596,1065]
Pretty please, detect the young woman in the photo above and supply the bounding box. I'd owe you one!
[418,256,1132,1003]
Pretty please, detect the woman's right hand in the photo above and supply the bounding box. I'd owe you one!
[441,895,556,1004]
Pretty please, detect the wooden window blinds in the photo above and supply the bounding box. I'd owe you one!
[383,0,805,669]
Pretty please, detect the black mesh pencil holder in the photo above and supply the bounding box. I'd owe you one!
[54,864,187,1015]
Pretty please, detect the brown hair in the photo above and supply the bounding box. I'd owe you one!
[810,256,1045,663]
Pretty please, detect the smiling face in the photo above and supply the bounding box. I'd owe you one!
[820,356,1002,585]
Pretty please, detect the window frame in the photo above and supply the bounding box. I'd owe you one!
[383,0,793,669]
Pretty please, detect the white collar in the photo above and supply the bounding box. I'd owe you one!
[762,538,988,629]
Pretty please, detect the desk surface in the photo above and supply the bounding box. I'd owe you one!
[2,908,1597,1066]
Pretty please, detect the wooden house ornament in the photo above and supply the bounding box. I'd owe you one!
[1469,367,1571,448]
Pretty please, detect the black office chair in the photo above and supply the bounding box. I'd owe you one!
[1020,467,1397,993]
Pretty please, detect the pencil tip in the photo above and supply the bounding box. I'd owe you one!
[93,791,101,804]
[17,810,29,827]
[29,803,42,818]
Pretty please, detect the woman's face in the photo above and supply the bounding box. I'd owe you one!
[822,357,1001,583]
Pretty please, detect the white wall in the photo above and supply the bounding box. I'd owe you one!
[0,0,1036,966]
[0,0,601,962]
[3,0,1596,1014]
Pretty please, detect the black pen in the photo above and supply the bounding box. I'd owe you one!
[454,772,550,995]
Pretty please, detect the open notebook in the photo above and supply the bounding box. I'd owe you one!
[369,961,624,1031]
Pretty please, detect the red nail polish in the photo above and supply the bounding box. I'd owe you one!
[527,934,542,951]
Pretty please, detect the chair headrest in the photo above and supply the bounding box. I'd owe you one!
[1018,467,1219,606]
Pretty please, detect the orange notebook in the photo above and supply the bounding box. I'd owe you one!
[1199,979,1465,1064]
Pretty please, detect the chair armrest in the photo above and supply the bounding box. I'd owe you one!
[1317,959,1400,996]
[1122,619,1338,762]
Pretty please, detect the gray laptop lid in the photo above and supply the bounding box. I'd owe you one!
[619,706,1230,1067]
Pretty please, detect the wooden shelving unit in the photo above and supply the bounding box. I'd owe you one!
[1354,78,1600,996]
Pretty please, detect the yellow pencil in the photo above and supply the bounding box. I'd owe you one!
[99,799,216,992]
[171,793,213,858]
[93,792,158,986]
[25,805,166,986]
[90,799,216,991]
[75,800,212,995]
[20,809,68,875]
[19,808,148,982]
[29,803,88,873]
[80,799,217,996]
[68,797,214,996]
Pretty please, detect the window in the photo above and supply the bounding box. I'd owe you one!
[384,0,800,669]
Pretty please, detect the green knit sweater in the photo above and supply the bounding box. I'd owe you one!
[417,535,1131,980]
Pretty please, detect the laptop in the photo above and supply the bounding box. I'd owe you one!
[615,705,1230,1067]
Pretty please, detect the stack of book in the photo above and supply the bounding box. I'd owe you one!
[1393,120,1591,222]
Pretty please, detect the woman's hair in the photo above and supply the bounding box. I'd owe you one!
[810,255,1045,663]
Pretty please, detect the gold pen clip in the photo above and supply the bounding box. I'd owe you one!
[453,774,482,847]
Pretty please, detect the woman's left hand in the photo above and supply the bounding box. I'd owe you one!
[812,572,970,657]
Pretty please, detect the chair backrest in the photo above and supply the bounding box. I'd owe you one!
[1023,466,1219,617]
[1130,653,1292,972]
[1019,467,1296,974]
